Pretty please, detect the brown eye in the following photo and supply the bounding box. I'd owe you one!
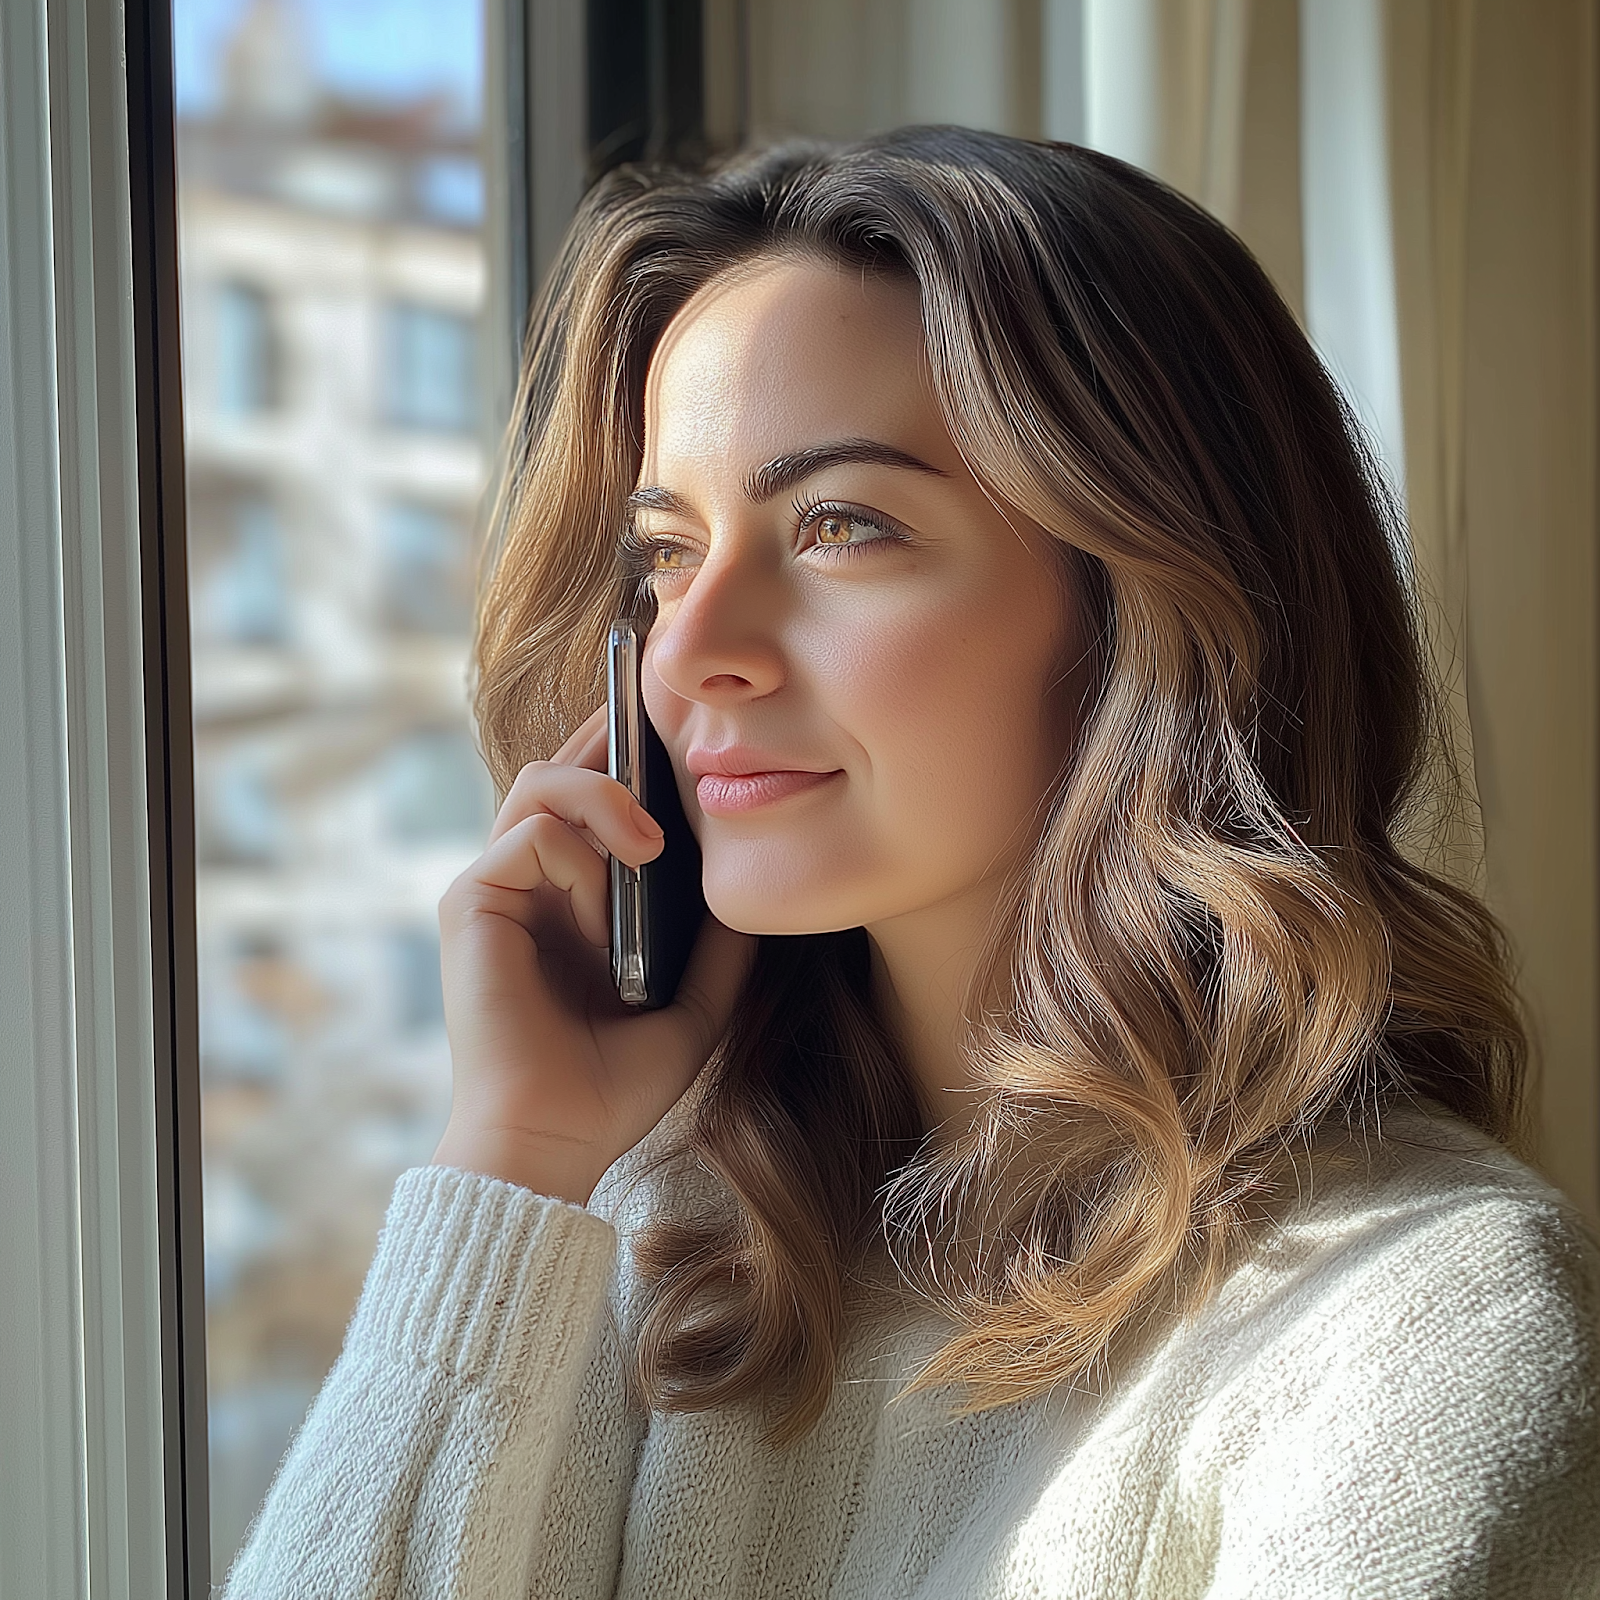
[651,545,694,570]
[797,501,902,553]
[818,515,852,544]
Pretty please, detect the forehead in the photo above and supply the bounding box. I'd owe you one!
[639,255,940,476]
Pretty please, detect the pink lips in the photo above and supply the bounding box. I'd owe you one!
[695,769,840,815]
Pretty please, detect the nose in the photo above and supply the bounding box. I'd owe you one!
[646,535,787,706]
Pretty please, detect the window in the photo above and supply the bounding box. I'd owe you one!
[192,492,292,645]
[28,4,1598,1598]
[380,500,472,633]
[379,726,494,843]
[391,924,446,1034]
[416,153,486,226]
[196,741,288,866]
[215,281,281,413]
[383,301,478,432]
[199,932,298,1084]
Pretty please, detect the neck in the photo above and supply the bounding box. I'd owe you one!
[865,873,1010,1139]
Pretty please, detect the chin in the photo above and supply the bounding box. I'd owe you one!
[705,890,860,939]
[701,857,873,939]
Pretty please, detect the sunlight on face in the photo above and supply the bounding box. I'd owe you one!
[634,253,1086,937]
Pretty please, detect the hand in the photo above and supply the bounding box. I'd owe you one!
[431,705,756,1205]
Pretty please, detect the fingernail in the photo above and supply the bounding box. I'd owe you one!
[632,801,664,837]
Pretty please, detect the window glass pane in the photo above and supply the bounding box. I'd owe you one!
[174,0,491,1580]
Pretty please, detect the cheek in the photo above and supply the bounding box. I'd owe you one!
[820,590,1062,838]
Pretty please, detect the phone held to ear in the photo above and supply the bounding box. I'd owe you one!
[607,618,709,1009]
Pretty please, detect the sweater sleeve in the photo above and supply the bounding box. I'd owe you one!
[1186,1190,1600,1600]
[221,1164,628,1600]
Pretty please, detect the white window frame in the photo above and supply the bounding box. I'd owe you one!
[3,0,207,1589]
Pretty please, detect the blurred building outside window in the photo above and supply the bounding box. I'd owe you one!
[175,0,491,1576]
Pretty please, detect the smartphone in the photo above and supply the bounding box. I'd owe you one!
[606,618,708,1008]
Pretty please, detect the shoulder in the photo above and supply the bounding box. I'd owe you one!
[1171,1102,1600,1595]
[1227,1099,1600,1370]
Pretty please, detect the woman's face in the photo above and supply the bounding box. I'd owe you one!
[635,252,1090,937]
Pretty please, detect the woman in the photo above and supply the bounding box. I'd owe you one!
[225,127,1599,1598]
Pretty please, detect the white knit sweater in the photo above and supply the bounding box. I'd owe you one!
[222,1100,1600,1599]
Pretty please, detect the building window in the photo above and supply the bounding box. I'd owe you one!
[198,744,288,866]
[380,500,470,633]
[194,493,292,645]
[391,925,445,1034]
[383,302,477,432]
[199,933,299,1086]
[415,155,485,227]
[216,281,280,413]
[378,727,493,843]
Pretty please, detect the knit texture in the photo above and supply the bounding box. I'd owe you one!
[222,1103,1600,1599]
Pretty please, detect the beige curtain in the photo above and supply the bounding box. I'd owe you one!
[1386,0,1599,1223]
[736,0,1037,146]
[1156,0,1305,320]
[1384,0,1485,898]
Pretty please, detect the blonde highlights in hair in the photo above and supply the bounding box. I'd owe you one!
[474,129,1526,1439]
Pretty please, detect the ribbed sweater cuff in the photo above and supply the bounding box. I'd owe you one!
[343,1164,619,1397]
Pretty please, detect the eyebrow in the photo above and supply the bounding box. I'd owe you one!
[625,437,948,518]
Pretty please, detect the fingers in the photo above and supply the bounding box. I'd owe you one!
[446,811,613,946]
[486,757,663,862]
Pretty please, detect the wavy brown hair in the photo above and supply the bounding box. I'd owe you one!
[473,126,1527,1440]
